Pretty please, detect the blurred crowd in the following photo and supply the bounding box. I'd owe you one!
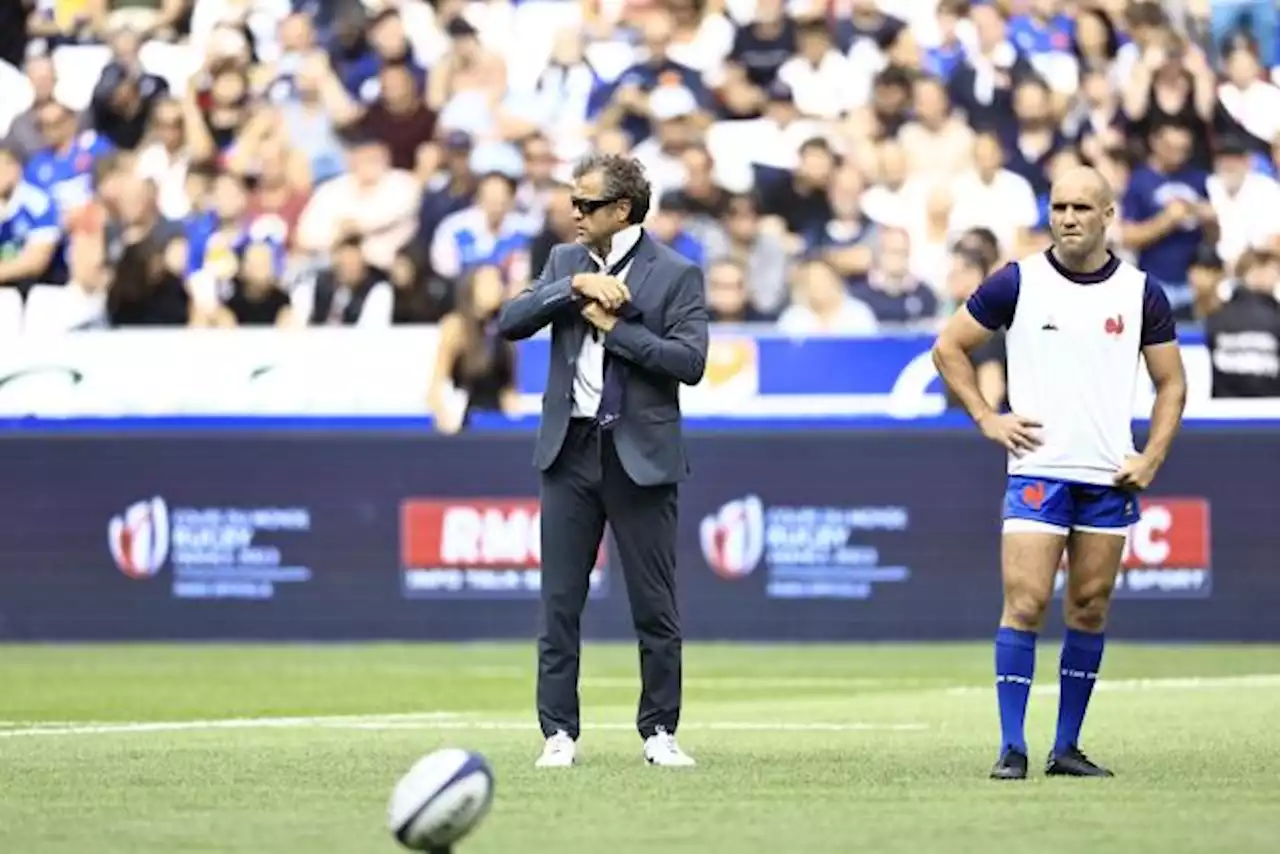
[2,0,1280,402]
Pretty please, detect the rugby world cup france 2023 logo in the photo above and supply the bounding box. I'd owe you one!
[107,497,171,580]
[699,495,766,580]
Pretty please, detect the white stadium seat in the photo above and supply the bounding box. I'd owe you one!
[23,284,106,333]
[0,289,22,338]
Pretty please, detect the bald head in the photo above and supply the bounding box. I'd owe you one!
[1048,165,1115,268]
[1052,166,1113,209]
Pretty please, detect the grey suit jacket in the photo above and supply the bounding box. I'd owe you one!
[497,232,710,486]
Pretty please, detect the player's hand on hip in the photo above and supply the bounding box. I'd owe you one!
[572,274,630,311]
[978,412,1043,457]
[1113,453,1158,491]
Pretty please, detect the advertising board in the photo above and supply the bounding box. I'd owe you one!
[0,429,1271,641]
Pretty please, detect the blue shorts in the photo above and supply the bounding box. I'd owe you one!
[1002,475,1141,535]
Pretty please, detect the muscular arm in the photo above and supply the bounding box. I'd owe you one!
[497,245,585,341]
[603,265,709,385]
[932,263,1020,425]
[1139,276,1186,466]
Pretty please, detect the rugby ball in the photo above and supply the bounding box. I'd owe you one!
[387,748,495,851]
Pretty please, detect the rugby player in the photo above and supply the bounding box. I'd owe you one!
[931,167,1188,780]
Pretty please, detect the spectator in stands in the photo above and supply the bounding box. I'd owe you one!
[1188,243,1228,320]
[1122,29,1216,172]
[4,54,87,162]
[430,170,531,285]
[719,0,795,120]
[94,0,190,43]
[947,1,1034,137]
[25,99,112,226]
[105,172,181,274]
[1068,68,1126,168]
[898,75,973,184]
[91,25,169,150]
[515,134,560,223]
[427,262,515,434]
[778,257,877,336]
[1207,137,1280,272]
[720,191,787,316]
[0,142,62,295]
[347,61,438,173]
[809,165,877,285]
[1121,122,1213,318]
[242,138,311,258]
[1071,5,1122,83]
[777,15,860,121]
[1206,248,1280,398]
[665,0,733,78]
[947,131,1039,259]
[593,9,712,147]
[389,244,450,324]
[105,235,190,327]
[756,135,834,246]
[1216,39,1280,159]
[632,84,699,204]
[1006,76,1068,203]
[134,97,193,221]
[277,51,351,186]
[416,129,475,252]
[297,134,420,273]
[943,245,1006,411]
[854,227,939,324]
[183,62,251,165]
[222,240,293,328]
[649,191,706,266]
[705,258,771,323]
[307,234,393,327]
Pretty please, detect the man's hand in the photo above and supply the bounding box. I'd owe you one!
[1113,453,1160,491]
[572,273,630,311]
[582,300,618,333]
[978,412,1043,456]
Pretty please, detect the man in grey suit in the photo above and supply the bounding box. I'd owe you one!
[497,153,709,769]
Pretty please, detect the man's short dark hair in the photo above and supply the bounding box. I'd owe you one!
[572,153,651,224]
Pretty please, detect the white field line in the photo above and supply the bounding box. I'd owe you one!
[945,673,1280,697]
[0,716,926,738]
[0,711,459,738]
[4,674,1275,739]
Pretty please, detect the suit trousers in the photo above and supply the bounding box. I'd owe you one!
[536,418,682,741]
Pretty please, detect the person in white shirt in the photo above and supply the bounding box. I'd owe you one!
[932,166,1187,782]
[776,17,865,120]
[948,132,1040,257]
[1206,138,1280,270]
[777,257,878,335]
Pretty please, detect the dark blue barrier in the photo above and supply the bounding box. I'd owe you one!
[0,428,1273,641]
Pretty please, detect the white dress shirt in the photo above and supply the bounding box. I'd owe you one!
[572,224,642,418]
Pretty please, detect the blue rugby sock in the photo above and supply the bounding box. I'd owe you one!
[1055,628,1105,754]
[995,627,1037,754]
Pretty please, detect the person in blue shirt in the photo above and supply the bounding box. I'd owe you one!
[0,143,64,295]
[331,6,426,105]
[1120,122,1214,320]
[186,172,286,298]
[589,12,714,146]
[23,100,114,218]
[1006,0,1075,57]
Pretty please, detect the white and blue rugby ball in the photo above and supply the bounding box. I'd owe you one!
[387,748,495,851]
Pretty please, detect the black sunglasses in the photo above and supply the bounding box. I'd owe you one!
[571,196,619,215]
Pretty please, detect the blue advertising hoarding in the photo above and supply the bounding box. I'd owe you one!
[0,427,1271,642]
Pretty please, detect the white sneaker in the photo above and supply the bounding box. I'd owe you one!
[643,727,696,767]
[535,730,576,768]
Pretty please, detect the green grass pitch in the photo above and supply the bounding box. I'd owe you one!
[1,643,1278,854]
